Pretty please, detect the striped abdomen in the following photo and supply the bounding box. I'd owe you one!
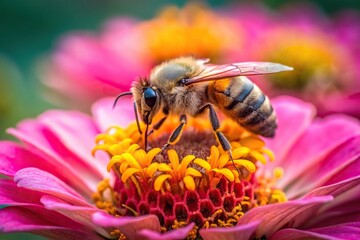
[207,76,277,137]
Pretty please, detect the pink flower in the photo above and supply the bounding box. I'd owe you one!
[40,18,151,111]
[231,3,360,118]
[40,4,243,111]
[1,96,360,239]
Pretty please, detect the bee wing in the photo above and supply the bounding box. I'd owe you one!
[185,62,293,85]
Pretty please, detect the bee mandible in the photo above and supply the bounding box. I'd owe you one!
[114,57,293,159]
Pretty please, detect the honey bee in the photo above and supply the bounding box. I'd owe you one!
[114,57,293,154]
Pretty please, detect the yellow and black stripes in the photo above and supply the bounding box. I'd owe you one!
[208,77,277,137]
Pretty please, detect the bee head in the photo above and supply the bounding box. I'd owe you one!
[140,86,161,125]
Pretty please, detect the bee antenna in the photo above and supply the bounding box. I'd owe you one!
[113,92,132,109]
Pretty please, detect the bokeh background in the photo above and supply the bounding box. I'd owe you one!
[1,0,359,239]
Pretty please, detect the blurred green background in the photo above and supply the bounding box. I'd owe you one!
[0,0,359,239]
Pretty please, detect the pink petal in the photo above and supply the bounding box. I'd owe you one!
[11,110,105,179]
[310,223,360,240]
[279,115,360,192]
[307,184,360,228]
[287,136,360,198]
[270,228,341,240]
[7,120,98,196]
[237,196,333,238]
[200,221,260,240]
[31,228,104,240]
[0,141,54,177]
[324,156,360,184]
[37,110,108,176]
[41,195,110,238]
[92,212,161,240]
[0,207,103,239]
[14,168,89,206]
[138,222,195,240]
[265,96,316,166]
[0,205,86,232]
[91,97,135,132]
[305,176,360,198]
[0,140,93,197]
[0,179,42,206]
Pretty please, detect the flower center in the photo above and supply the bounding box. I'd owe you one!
[139,4,242,63]
[92,116,286,239]
[258,28,354,93]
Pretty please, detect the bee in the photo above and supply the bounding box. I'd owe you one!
[114,57,293,155]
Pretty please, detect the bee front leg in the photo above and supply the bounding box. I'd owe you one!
[161,115,187,151]
[148,116,168,136]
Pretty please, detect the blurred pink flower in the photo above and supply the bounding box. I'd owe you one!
[39,18,150,111]
[40,4,242,111]
[231,3,360,118]
[1,96,360,239]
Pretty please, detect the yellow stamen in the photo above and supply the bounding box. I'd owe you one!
[183,175,196,191]
[158,163,173,172]
[233,159,256,173]
[232,147,251,158]
[211,168,235,182]
[193,158,211,170]
[154,174,172,191]
[250,151,267,164]
[121,168,142,183]
[146,162,159,177]
[167,149,180,169]
[145,148,162,166]
[185,168,202,177]
[274,167,285,179]
[178,155,196,177]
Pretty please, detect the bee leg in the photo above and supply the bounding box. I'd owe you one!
[148,116,168,136]
[161,115,187,151]
[196,104,241,176]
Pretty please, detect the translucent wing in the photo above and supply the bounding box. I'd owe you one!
[185,61,293,85]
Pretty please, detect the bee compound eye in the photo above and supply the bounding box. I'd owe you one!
[143,88,157,108]
[178,78,188,86]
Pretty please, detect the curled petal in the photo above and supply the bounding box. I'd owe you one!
[193,158,211,170]
[145,148,162,166]
[14,168,91,207]
[107,155,123,172]
[234,159,256,173]
[212,168,235,182]
[232,147,250,159]
[121,168,142,183]
[146,162,159,177]
[178,155,196,177]
[154,174,172,191]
